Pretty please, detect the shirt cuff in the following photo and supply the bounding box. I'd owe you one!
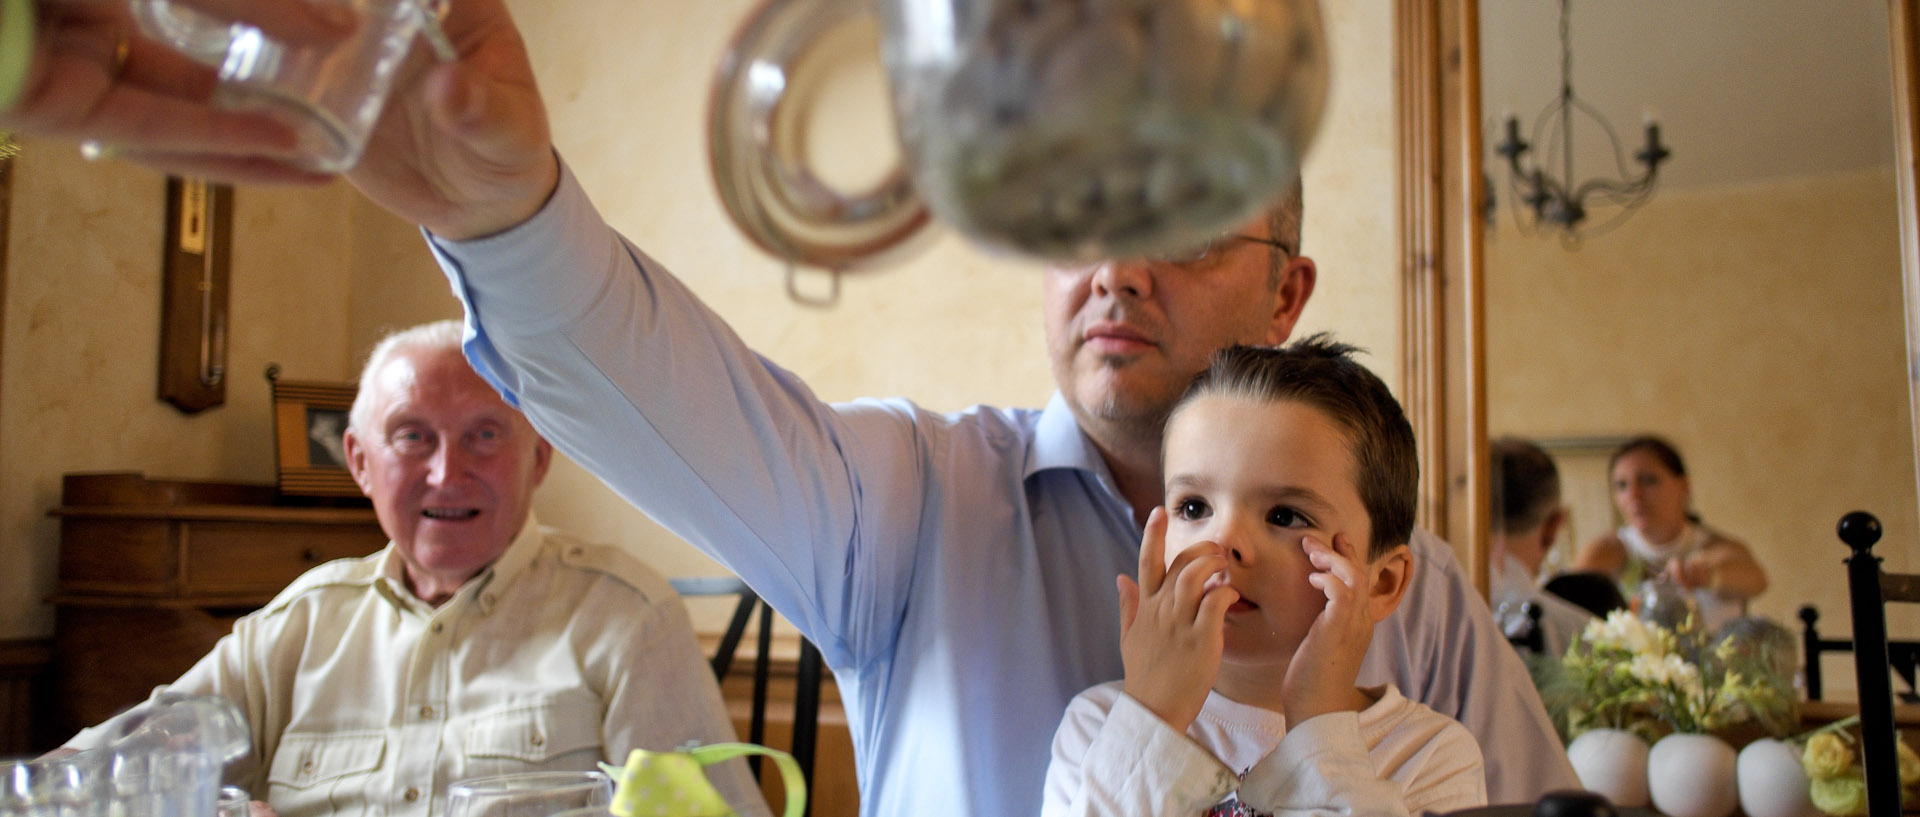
[1086,694,1239,811]
[425,155,622,336]
[1239,711,1407,816]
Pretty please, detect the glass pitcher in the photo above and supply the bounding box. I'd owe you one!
[0,693,250,817]
[710,0,1329,269]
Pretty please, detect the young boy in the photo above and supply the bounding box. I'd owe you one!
[1041,336,1487,817]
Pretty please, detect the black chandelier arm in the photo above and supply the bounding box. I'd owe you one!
[1494,116,1531,164]
[1635,122,1672,169]
[1571,174,1655,203]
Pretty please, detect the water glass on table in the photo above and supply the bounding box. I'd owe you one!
[215,785,252,817]
[444,771,614,817]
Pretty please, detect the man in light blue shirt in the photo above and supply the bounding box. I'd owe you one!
[328,5,1576,815]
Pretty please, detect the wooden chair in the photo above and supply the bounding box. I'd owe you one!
[1797,604,1919,703]
[670,576,825,816]
[1838,510,1920,817]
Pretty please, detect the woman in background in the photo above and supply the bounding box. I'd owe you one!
[1571,435,1767,632]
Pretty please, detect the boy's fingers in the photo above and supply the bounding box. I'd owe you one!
[1305,535,1364,591]
[1195,584,1240,626]
[1116,574,1140,636]
[1330,532,1362,562]
[1306,570,1338,601]
[1138,507,1168,595]
[1168,549,1227,608]
[1328,533,1368,588]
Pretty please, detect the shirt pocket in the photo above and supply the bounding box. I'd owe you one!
[266,730,386,814]
[463,696,603,769]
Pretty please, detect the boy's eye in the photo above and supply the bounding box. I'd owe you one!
[1267,506,1309,528]
[1173,498,1210,521]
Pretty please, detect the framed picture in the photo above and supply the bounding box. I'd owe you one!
[269,369,361,498]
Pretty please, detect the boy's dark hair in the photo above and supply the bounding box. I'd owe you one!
[1491,436,1561,536]
[1176,334,1418,558]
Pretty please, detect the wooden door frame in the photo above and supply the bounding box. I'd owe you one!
[1397,0,1488,593]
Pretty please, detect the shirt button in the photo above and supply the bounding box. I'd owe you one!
[530,733,544,747]
[404,787,420,802]
[420,705,436,718]
[431,622,444,634]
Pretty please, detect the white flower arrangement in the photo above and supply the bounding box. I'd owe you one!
[1539,609,1794,740]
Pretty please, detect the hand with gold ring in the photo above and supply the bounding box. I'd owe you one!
[0,0,357,184]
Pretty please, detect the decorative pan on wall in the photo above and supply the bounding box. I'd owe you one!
[267,365,360,498]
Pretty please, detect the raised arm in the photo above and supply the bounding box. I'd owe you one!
[427,163,930,672]
[1671,537,1768,600]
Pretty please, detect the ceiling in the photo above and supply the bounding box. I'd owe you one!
[1479,0,1895,193]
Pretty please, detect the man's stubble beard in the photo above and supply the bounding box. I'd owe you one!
[1083,354,1180,448]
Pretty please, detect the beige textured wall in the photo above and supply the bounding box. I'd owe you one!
[1486,169,1920,676]
[0,139,363,638]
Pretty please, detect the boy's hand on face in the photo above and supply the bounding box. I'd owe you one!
[1281,534,1374,726]
[1118,507,1240,732]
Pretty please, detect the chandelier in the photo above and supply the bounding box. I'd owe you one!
[1492,0,1672,245]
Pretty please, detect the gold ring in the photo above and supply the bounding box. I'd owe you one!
[108,34,131,81]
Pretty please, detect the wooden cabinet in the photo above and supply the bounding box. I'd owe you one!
[48,472,386,739]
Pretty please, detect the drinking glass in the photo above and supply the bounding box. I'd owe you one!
[215,785,251,817]
[444,771,614,817]
[128,0,442,172]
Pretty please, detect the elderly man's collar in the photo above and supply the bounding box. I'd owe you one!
[376,514,545,611]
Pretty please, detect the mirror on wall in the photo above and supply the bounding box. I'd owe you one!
[1475,0,1919,652]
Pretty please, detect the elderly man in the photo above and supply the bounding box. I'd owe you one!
[59,321,768,817]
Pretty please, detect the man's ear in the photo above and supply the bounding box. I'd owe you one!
[342,427,373,496]
[1538,508,1567,559]
[1366,544,1414,623]
[529,437,554,488]
[1265,254,1317,344]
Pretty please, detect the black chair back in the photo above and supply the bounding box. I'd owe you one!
[670,576,824,816]
[1838,511,1918,817]
[1542,571,1628,619]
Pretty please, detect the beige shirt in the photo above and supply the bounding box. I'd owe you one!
[67,516,770,817]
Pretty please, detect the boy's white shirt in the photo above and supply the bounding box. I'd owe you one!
[1042,682,1487,817]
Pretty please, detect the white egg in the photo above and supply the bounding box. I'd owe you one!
[1648,733,1739,817]
[1737,738,1820,817]
[1567,728,1651,807]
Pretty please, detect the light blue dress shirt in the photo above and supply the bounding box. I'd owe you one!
[427,161,1576,816]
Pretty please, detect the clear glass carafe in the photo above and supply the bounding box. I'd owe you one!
[710,0,1328,269]
[0,693,249,817]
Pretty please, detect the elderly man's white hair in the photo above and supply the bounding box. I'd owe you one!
[348,319,467,436]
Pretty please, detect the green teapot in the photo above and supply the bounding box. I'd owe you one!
[599,743,805,817]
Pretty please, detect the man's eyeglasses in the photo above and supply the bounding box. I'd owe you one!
[1150,233,1295,265]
